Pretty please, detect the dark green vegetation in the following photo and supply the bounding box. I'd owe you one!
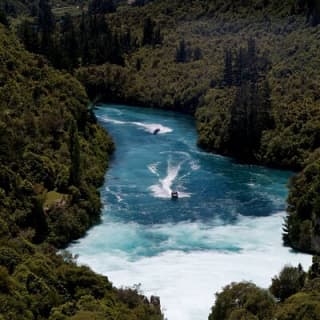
[0,23,114,248]
[1,0,320,319]
[0,22,162,320]
[209,257,320,320]
[284,154,320,253]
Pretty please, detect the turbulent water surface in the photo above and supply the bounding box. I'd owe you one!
[69,104,311,320]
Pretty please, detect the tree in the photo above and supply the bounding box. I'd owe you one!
[30,195,48,244]
[223,49,233,86]
[253,79,274,147]
[152,26,163,46]
[38,0,55,54]
[308,0,320,26]
[309,256,320,279]
[270,265,306,302]
[228,83,252,156]
[234,47,245,85]
[0,9,8,27]
[69,121,81,187]
[88,0,115,15]
[18,20,39,53]
[247,37,258,82]
[59,14,79,70]
[175,39,188,63]
[142,17,154,45]
[209,282,275,320]
[38,0,55,33]
[110,33,124,65]
[193,47,203,60]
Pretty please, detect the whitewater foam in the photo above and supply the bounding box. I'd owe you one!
[99,115,127,125]
[191,160,201,171]
[98,116,173,134]
[132,122,173,134]
[149,160,191,198]
[69,212,312,320]
[148,163,160,177]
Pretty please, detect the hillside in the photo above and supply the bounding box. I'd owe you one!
[0,24,163,320]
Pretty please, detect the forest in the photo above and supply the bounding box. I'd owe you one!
[0,16,162,320]
[0,0,320,319]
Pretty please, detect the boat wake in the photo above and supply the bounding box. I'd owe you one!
[132,122,173,134]
[148,162,160,177]
[149,160,191,199]
[99,116,173,134]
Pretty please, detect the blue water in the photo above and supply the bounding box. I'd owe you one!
[69,104,311,320]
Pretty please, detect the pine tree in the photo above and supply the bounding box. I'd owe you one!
[38,0,55,33]
[193,47,203,61]
[152,26,162,46]
[57,14,79,70]
[227,79,274,158]
[259,80,273,124]
[31,196,48,244]
[247,37,258,82]
[18,20,39,53]
[175,39,187,63]
[234,47,245,85]
[136,57,142,71]
[38,0,55,54]
[0,9,8,26]
[121,29,132,53]
[223,49,233,86]
[228,83,250,155]
[69,121,81,187]
[88,0,115,15]
[309,0,320,26]
[142,17,154,45]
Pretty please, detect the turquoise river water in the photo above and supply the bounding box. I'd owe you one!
[69,104,312,320]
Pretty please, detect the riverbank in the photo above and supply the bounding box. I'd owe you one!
[68,104,312,320]
[0,26,164,320]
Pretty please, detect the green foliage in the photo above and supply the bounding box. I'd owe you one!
[270,265,306,302]
[2,0,320,318]
[88,0,116,15]
[209,259,320,320]
[69,121,81,187]
[275,292,320,320]
[0,24,114,247]
[284,156,320,253]
[142,17,162,46]
[175,39,188,63]
[0,23,162,320]
[308,256,320,280]
[208,282,275,320]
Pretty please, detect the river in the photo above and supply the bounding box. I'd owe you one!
[69,104,311,320]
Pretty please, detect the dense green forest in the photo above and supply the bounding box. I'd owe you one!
[0,23,162,320]
[1,0,320,319]
[209,257,320,320]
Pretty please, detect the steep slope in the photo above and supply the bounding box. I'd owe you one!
[0,24,163,320]
[0,24,114,247]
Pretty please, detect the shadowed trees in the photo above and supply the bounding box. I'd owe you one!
[220,39,274,160]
